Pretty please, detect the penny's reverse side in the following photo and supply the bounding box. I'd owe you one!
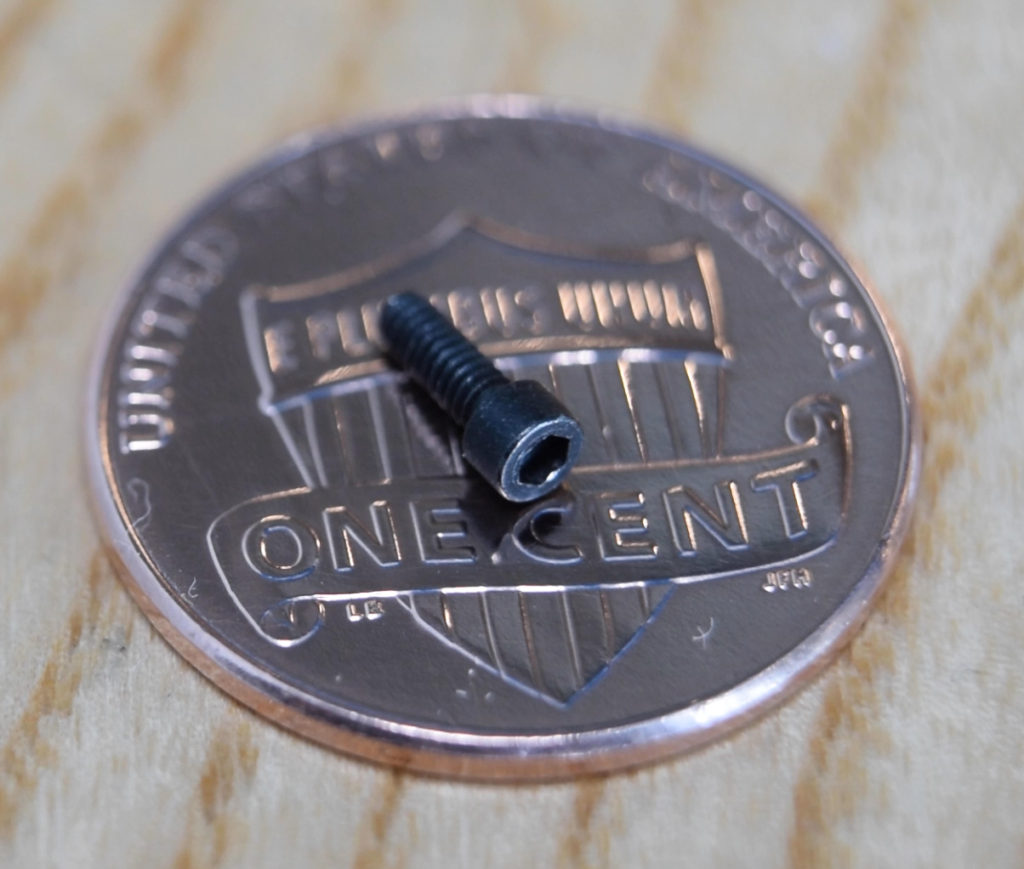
[87,98,919,779]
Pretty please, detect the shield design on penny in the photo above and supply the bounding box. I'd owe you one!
[208,212,849,706]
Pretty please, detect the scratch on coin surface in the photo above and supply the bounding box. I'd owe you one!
[187,578,200,600]
[127,477,153,530]
[692,616,715,649]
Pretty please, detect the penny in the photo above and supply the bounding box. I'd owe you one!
[87,97,919,779]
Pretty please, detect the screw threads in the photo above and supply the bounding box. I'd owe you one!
[380,292,506,424]
[380,290,583,502]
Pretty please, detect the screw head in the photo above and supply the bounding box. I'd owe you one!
[461,380,584,502]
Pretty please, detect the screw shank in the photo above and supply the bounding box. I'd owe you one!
[380,292,506,425]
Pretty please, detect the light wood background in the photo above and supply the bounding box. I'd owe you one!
[1,1,1022,866]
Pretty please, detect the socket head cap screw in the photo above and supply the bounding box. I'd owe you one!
[379,291,584,502]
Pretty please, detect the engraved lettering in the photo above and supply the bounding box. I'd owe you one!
[663,480,750,555]
[118,356,176,451]
[152,260,205,309]
[263,320,301,374]
[438,285,549,341]
[507,499,583,564]
[593,491,657,561]
[180,226,237,275]
[643,157,877,379]
[346,599,386,621]
[132,292,195,341]
[445,287,489,339]
[335,304,378,357]
[283,134,464,207]
[411,499,476,564]
[306,310,341,361]
[359,300,382,348]
[120,358,172,390]
[233,159,319,216]
[414,123,445,161]
[781,242,846,310]
[750,460,817,539]
[319,145,365,203]
[513,286,548,335]
[128,341,180,366]
[118,410,174,453]
[557,279,706,334]
[255,258,718,393]
[808,300,874,378]
[119,390,171,410]
[374,131,401,161]
[323,501,400,570]
[242,515,320,580]
[762,567,814,592]
[117,224,237,453]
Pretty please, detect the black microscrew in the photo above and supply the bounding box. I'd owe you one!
[379,291,583,502]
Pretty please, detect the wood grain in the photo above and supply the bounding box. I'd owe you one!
[1,0,1023,866]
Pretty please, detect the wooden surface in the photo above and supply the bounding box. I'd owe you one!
[1,1,1023,866]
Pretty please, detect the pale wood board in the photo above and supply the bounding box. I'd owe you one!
[1,1,1022,866]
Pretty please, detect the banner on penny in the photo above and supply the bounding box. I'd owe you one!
[208,396,849,645]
